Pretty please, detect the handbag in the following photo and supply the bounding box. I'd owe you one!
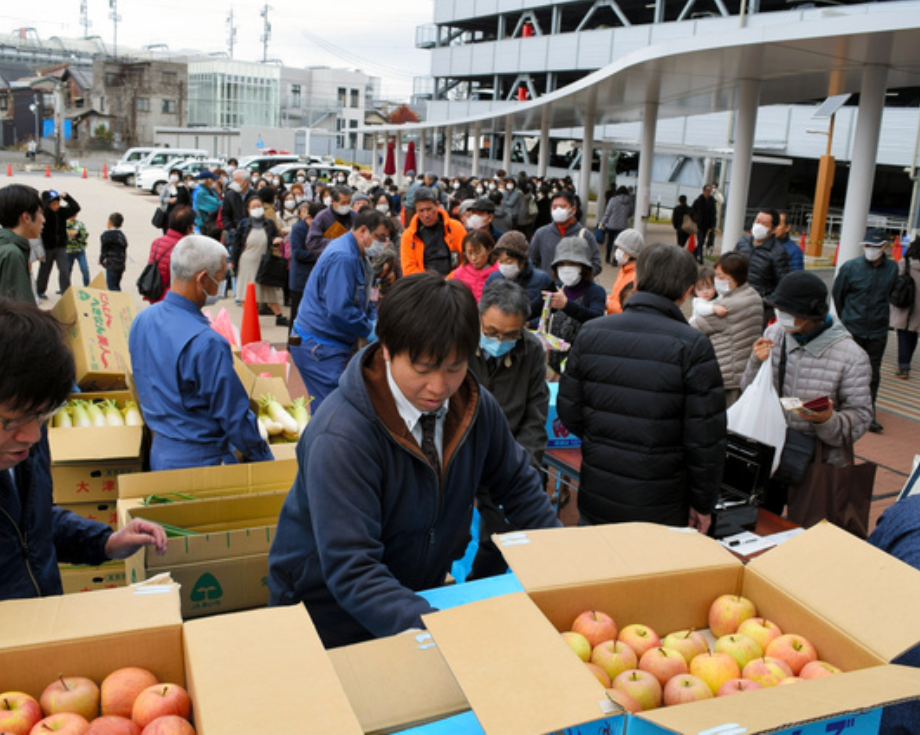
[773,342,816,485]
[151,207,167,229]
[681,213,698,235]
[255,252,288,288]
[136,243,164,301]
[889,254,915,310]
[786,415,877,538]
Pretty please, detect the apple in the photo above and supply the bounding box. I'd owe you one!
[584,663,612,688]
[604,688,642,714]
[717,678,763,696]
[561,632,592,662]
[40,677,100,722]
[28,713,89,734]
[639,647,688,686]
[572,611,618,650]
[130,686,190,731]
[661,629,709,665]
[591,640,638,682]
[713,634,763,671]
[618,624,660,659]
[777,676,803,686]
[139,717,195,735]
[737,617,783,652]
[689,652,740,695]
[800,661,844,679]
[0,692,43,735]
[612,669,662,711]
[85,716,141,735]
[708,595,757,638]
[765,634,818,676]
[663,674,714,706]
[101,669,159,719]
[741,656,794,687]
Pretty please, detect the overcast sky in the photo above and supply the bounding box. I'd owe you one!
[3,1,432,100]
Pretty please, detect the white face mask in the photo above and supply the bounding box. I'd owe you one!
[775,309,799,331]
[376,204,390,214]
[467,214,486,230]
[714,279,732,296]
[452,182,460,190]
[228,181,242,193]
[295,195,305,203]
[475,187,484,195]
[751,223,771,241]
[169,175,179,183]
[250,207,264,219]
[488,183,497,191]
[506,184,514,191]
[284,200,295,210]
[323,196,332,207]
[296,176,306,183]
[864,246,884,262]
[558,266,582,288]
[614,249,630,266]
[499,262,521,280]
[334,204,352,216]
[551,207,571,224]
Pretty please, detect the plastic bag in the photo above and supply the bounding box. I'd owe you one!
[241,340,289,365]
[727,356,787,474]
[206,308,240,347]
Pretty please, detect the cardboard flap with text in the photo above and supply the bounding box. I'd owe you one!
[747,522,920,663]
[116,458,298,499]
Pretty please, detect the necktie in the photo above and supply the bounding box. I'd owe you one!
[418,413,440,473]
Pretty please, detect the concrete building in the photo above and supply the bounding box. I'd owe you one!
[188,59,280,128]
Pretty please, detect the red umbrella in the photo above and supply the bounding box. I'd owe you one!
[383,139,396,176]
[404,140,417,175]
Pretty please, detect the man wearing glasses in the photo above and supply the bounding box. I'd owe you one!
[0,300,167,601]
[291,209,391,412]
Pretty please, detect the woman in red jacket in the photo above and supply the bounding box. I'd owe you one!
[144,206,196,303]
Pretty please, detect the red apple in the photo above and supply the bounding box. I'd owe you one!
[800,660,844,679]
[708,595,757,638]
[40,677,100,722]
[639,647,688,686]
[101,669,159,720]
[572,611,618,650]
[85,716,141,735]
[618,624,660,659]
[561,632,592,662]
[612,669,662,711]
[584,663,612,688]
[765,634,818,676]
[741,656,794,687]
[717,678,763,696]
[737,617,783,652]
[591,640,638,682]
[28,713,89,734]
[661,629,709,665]
[689,652,740,695]
[130,686,190,731]
[140,717,194,735]
[0,692,42,735]
[663,674,714,706]
[713,634,763,671]
[604,688,642,714]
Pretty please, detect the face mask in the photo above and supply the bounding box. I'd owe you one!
[714,279,732,296]
[220,176,228,185]
[751,223,770,241]
[365,241,385,260]
[323,196,332,207]
[201,275,220,306]
[406,176,414,183]
[336,176,346,183]
[169,175,179,183]
[506,184,514,191]
[499,262,520,280]
[467,214,486,230]
[309,176,317,182]
[376,204,390,214]
[551,207,571,224]
[228,181,241,193]
[558,266,582,287]
[480,334,516,359]
[284,200,295,211]
[452,182,460,190]
[226,166,236,175]
[296,176,306,183]
[272,179,281,186]
[334,204,352,216]
[775,309,799,332]
[251,177,259,184]
[295,195,305,204]
[371,180,379,188]
[475,187,484,195]
[488,183,496,191]
[864,246,884,262]
[250,207,264,219]
[614,249,630,266]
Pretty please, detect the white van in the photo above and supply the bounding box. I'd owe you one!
[131,149,209,188]
[110,147,157,184]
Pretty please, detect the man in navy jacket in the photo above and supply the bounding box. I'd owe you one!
[269,272,561,648]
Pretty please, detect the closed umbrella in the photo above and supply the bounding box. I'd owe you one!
[403,140,417,175]
[383,139,396,176]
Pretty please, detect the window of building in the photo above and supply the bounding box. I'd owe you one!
[291,84,301,107]
[350,89,359,108]
[162,71,177,86]
[161,98,177,114]
[99,96,105,112]
[337,87,347,106]
[105,72,118,87]
[137,97,150,112]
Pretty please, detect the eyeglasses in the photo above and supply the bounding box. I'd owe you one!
[0,401,68,432]
[483,328,523,343]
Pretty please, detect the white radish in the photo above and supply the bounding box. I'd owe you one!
[70,401,92,428]
[85,401,106,427]
[259,395,299,435]
[257,415,269,441]
[53,407,73,428]
[123,401,144,426]
[102,400,125,426]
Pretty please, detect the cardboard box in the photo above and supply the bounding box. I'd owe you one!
[59,500,119,529]
[123,491,286,618]
[51,286,136,391]
[546,382,580,448]
[59,561,126,593]
[417,522,920,734]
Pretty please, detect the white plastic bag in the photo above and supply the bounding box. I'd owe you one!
[727,356,786,474]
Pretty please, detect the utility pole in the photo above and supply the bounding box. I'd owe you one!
[226,8,237,59]
[80,0,92,37]
[260,4,272,63]
[109,0,121,57]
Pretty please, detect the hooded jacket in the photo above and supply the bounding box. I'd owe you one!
[267,343,560,648]
[0,228,35,303]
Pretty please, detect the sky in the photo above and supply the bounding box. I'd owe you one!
[3,1,432,100]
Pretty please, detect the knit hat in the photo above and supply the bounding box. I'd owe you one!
[552,236,592,269]
[470,197,496,213]
[764,271,829,319]
[615,228,645,258]
[494,231,529,261]
[352,193,370,204]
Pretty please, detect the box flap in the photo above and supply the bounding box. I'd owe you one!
[423,593,619,735]
[184,606,363,734]
[329,632,469,733]
[116,459,297,499]
[635,664,920,734]
[232,355,257,397]
[748,522,920,662]
[251,374,292,407]
[48,425,144,463]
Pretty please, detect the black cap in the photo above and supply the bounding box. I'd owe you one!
[470,197,495,213]
[764,271,829,320]
[860,227,888,247]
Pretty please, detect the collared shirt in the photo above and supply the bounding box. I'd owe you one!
[385,360,447,464]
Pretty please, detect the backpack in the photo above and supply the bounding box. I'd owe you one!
[890,254,916,310]
[137,242,165,301]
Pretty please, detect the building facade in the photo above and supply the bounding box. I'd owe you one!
[188,59,280,128]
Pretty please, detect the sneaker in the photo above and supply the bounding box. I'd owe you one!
[869,421,884,434]
[37,293,49,301]
[896,370,910,380]
[258,304,273,316]
[275,314,290,327]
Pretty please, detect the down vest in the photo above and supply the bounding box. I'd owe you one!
[690,283,764,390]
[735,235,791,297]
[740,320,873,447]
[558,292,727,526]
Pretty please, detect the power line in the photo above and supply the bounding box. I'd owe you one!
[299,28,415,80]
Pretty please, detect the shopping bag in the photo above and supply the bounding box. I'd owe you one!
[727,356,786,474]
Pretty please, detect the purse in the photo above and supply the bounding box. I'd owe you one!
[151,207,167,229]
[681,213,698,235]
[255,252,288,288]
[136,243,164,301]
[889,254,915,310]
[773,344,816,485]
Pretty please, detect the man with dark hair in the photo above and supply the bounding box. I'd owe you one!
[559,243,726,531]
[0,299,167,600]
[529,190,602,276]
[290,209,390,412]
[400,187,466,276]
[304,185,356,285]
[776,212,804,271]
[735,208,791,316]
[36,190,80,300]
[0,184,43,303]
[691,185,717,264]
[269,272,561,647]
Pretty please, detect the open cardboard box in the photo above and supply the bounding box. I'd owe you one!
[58,560,126,593]
[0,582,363,734]
[413,522,920,735]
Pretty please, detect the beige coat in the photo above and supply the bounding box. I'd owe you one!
[691,283,763,390]
[890,256,920,332]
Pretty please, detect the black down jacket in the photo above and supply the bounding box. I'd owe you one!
[735,235,791,298]
[558,292,727,526]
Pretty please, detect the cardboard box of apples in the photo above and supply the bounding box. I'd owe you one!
[417,522,920,734]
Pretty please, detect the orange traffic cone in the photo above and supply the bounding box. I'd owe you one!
[240,282,262,346]
[5,164,10,177]
[687,234,696,253]
[82,167,87,179]
[893,235,902,262]
[45,165,50,178]
[799,232,807,251]
[833,244,840,266]
[102,163,108,179]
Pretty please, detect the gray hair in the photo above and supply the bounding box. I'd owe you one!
[479,279,531,320]
[636,243,699,301]
[170,235,227,282]
[331,185,352,202]
[232,168,248,185]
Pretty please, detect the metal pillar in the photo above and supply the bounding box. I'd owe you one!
[502,116,513,174]
[636,101,659,240]
[580,110,596,225]
[372,133,380,178]
[837,64,889,271]
[597,146,610,231]
[538,106,551,177]
[472,123,482,177]
[417,129,426,176]
[444,125,453,177]
[394,131,402,182]
[722,79,761,252]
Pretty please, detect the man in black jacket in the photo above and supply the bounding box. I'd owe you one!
[36,190,79,299]
[735,208,791,325]
[559,243,726,531]
[691,185,716,264]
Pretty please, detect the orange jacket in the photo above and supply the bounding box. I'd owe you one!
[606,260,637,314]
[400,210,466,276]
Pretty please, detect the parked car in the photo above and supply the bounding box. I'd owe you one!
[237,155,306,176]
[266,162,351,187]
[137,158,225,195]
[129,149,209,188]
[110,147,158,184]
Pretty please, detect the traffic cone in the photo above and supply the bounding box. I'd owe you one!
[82,167,87,179]
[833,244,840,266]
[102,163,108,179]
[799,232,807,251]
[45,165,50,178]
[687,234,696,253]
[893,235,902,262]
[5,164,10,177]
[240,282,262,346]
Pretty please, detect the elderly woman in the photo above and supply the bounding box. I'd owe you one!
[485,231,555,326]
[691,252,764,406]
[605,229,645,314]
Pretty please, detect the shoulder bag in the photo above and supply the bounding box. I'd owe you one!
[151,206,167,230]
[889,254,915,310]
[136,242,165,301]
[772,343,816,486]
[681,213,698,235]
